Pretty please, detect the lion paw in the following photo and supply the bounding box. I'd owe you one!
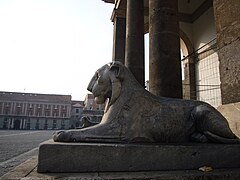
[53,131,74,142]
[190,132,208,143]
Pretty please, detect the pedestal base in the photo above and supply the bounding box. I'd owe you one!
[37,140,240,173]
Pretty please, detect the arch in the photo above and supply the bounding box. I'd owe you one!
[179,28,196,100]
[179,29,194,56]
[3,118,8,129]
[14,119,21,130]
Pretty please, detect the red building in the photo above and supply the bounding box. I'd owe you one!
[0,91,71,130]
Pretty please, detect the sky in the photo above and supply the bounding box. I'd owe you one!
[0,0,149,100]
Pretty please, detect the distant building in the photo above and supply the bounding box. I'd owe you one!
[70,94,105,129]
[0,91,106,130]
[0,91,71,130]
[83,94,105,111]
[80,94,105,126]
[70,100,84,128]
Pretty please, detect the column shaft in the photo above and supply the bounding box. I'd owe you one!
[149,0,182,98]
[112,16,126,63]
[125,0,145,87]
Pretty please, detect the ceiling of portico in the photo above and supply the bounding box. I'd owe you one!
[178,0,205,14]
[139,0,207,14]
[111,0,206,14]
[108,0,212,33]
[109,0,212,26]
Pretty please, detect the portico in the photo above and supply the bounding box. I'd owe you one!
[104,0,240,107]
[109,0,184,98]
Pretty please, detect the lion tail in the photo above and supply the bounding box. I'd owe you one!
[192,104,239,143]
[204,131,240,144]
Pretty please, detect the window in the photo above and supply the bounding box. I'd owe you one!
[76,109,79,113]
[28,111,32,116]
[45,111,49,117]
[5,109,9,115]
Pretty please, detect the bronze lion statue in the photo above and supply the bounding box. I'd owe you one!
[53,61,239,143]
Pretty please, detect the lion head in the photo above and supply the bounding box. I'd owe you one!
[87,61,124,106]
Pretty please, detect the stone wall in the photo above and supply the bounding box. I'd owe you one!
[213,0,240,104]
[217,102,240,138]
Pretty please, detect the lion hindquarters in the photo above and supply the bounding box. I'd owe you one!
[191,104,239,143]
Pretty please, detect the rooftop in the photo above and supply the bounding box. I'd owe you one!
[0,91,72,103]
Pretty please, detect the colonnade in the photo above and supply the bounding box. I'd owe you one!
[112,0,182,98]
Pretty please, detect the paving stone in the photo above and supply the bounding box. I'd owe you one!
[2,156,240,180]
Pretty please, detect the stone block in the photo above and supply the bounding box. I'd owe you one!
[37,140,240,173]
[218,102,240,138]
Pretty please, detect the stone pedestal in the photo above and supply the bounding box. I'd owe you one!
[37,140,240,173]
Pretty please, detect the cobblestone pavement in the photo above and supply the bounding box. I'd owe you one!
[0,130,54,176]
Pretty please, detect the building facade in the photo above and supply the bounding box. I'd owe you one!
[81,94,105,124]
[70,100,85,128]
[0,91,71,130]
[70,95,105,129]
[0,91,106,130]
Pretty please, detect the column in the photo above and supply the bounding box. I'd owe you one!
[23,119,26,130]
[8,118,11,129]
[11,118,14,129]
[20,119,23,129]
[125,0,145,87]
[112,16,126,63]
[149,0,182,98]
